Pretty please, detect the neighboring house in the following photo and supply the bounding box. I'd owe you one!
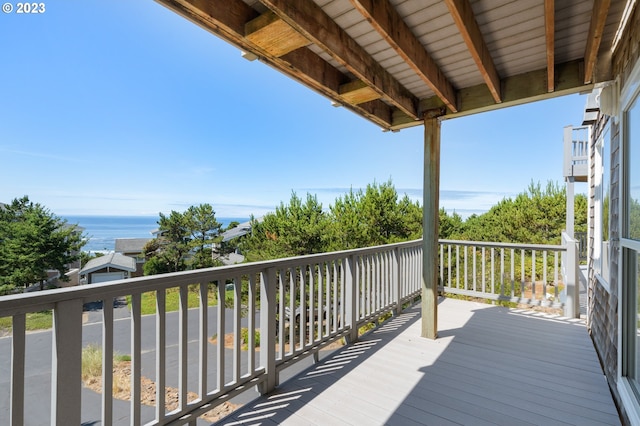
[79,252,136,284]
[220,219,254,243]
[115,237,151,277]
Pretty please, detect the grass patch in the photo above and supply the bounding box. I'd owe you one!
[82,344,133,395]
[0,310,53,333]
[128,285,220,315]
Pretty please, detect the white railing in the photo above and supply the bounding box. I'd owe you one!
[0,240,422,425]
[563,125,589,179]
[439,239,575,314]
[0,237,579,425]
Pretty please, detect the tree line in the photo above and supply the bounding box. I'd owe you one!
[0,180,587,292]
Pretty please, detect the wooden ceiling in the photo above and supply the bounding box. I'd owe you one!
[156,0,629,131]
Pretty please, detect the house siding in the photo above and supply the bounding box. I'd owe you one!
[589,4,640,423]
[589,112,621,414]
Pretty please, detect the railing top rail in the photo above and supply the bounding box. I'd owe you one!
[439,239,565,251]
[0,239,423,313]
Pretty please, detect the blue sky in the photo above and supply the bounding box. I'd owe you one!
[0,1,588,219]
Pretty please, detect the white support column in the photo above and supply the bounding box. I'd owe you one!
[422,112,442,339]
[566,177,575,238]
[51,299,83,426]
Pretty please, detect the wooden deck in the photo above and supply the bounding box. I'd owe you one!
[219,298,619,425]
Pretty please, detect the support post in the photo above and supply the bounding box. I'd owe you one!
[566,178,575,238]
[422,111,442,339]
[564,236,580,318]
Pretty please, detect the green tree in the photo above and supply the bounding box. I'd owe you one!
[185,203,221,269]
[245,193,329,260]
[154,210,190,273]
[439,208,464,239]
[451,181,587,244]
[145,204,223,274]
[329,181,422,250]
[0,196,85,294]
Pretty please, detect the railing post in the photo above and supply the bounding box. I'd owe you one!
[345,254,359,344]
[564,236,580,318]
[259,267,277,395]
[51,299,83,426]
[11,314,25,426]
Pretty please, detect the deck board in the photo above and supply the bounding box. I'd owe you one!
[219,298,620,425]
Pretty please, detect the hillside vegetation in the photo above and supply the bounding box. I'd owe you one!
[241,180,587,262]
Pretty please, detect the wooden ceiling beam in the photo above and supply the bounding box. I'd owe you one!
[350,0,458,113]
[584,0,611,84]
[544,0,555,92]
[260,0,420,120]
[245,11,310,57]
[392,59,589,129]
[444,0,502,103]
[155,0,394,128]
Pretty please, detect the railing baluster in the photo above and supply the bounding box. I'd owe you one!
[521,249,526,299]
[531,250,537,302]
[447,244,452,288]
[331,261,340,331]
[11,313,25,426]
[102,298,114,425]
[318,264,323,340]
[455,245,460,289]
[309,264,316,343]
[300,266,307,348]
[491,248,495,295]
[543,251,548,304]
[278,270,285,357]
[287,269,294,353]
[464,245,468,290]
[510,249,515,298]
[482,247,486,294]
[156,289,166,422]
[234,276,242,381]
[130,293,142,425]
[500,248,505,297]
[199,283,208,398]
[554,251,560,300]
[247,274,256,373]
[217,282,225,391]
[472,246,477,292]
[179,285,188,409]
[325,262,331,336]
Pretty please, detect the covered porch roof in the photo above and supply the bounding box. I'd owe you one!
[156,0,628,131]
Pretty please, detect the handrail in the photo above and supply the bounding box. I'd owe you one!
[438,239,574,316]
[1,239,422,425]
[0,237,580,424]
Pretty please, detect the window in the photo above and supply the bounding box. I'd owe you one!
[594,121,611,285]
[621,58,640,409]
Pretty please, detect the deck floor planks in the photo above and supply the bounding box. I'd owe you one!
[219,298,620,425]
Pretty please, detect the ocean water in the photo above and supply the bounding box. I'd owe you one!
[64,215,248,253]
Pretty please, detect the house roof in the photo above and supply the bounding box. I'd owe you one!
[80,252,137,275]
[220,219,261,242]
[156,0,630,130]
[115,238,151,253]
